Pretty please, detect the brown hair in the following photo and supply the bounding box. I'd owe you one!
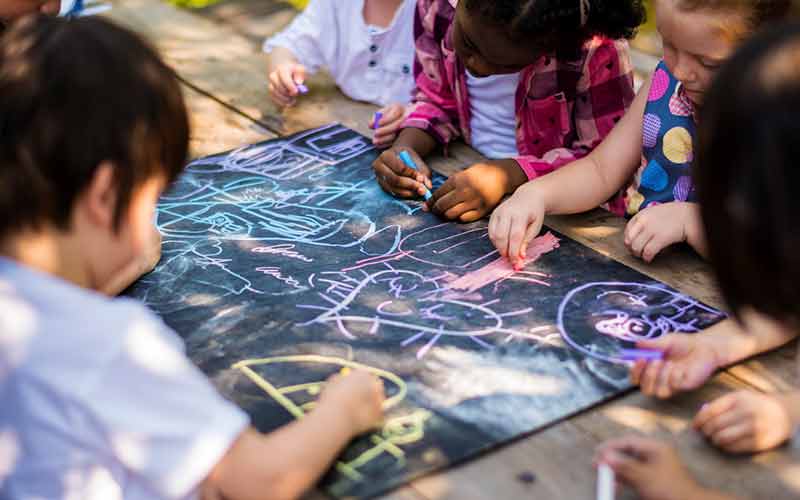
[0,15,189,237]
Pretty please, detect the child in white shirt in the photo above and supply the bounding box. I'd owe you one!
[265,0,415,147]
[0,16,385,500]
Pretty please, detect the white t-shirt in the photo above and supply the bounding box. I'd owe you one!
[466,70,521,159]
[0,258,249,500]
[264,0,416,107]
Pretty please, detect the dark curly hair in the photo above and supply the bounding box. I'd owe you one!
[464,0,646,53]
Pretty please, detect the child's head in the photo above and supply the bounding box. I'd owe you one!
[0,0,60,22]
[696,22,800,326]
[654,0,794,105]
[456,0,645,77]
[0,15,188,286]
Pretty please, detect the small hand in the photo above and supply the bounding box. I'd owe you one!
[596,436,706,500]
[625,202,701,262]
[424,163,508,223]
[320,370,385,436]
[267,62,307,108]
[630,334,720,399]
[693,391,794,453]
[372,147,432,199]
[372,104,408,149]
[488,182,545,269]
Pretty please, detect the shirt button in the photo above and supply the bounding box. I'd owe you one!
[402,65,410,74]
[370,44,378,52]
[368,60,377,67]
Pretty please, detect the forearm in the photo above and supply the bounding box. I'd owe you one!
[267,46,299,74]
[209,405,356,500]
[524,153,620,216]
[703,313,798,368]
[394,127,438,158]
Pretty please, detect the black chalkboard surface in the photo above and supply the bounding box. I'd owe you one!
[128,124,725,499]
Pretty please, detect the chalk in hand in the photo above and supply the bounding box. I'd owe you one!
[597,463,615,500]
[296,82,309,94]
[372,111,383,130]
[398,151,433,202]
[619,348,663,361]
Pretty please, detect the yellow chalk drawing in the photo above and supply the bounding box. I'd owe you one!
[232,355,431,482]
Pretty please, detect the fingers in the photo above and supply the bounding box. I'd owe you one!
[642,235,669,263]
[507,216,527,268]
[693,393,739,431]
[268,75,294,107]
[491,211,512,259]
[372,149,428,199]
[277,64,300,96]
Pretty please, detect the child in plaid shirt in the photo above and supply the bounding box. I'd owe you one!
[372,0,644,222]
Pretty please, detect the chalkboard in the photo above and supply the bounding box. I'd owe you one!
[128,124,725,499]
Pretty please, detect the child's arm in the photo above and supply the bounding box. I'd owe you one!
[693,389,800,454]
[632,310,799,399]
[597,436,738,500]
[203,371,385,500]
[624,201,708,262]
[373,0,460,199]
[263,0,328,107]
[489,76,650,266]
[101,223,161,296]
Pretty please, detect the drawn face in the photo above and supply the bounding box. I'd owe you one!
[232,355,431,482]
[557,282,726,363]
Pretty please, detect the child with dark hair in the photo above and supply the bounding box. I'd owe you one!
[596,23,800,500]
[372,0,644,222]
[490,0,794,266]
[0,15,384,500]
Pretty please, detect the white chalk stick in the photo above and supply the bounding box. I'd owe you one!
[597,463,615,500]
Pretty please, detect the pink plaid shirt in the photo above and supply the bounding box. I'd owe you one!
[403,0,636,186]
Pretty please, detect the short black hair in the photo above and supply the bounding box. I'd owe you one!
[696,22,800,324]
[0,15,189,237]
[464,0,646,53]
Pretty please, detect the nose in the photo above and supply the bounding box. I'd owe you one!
[670,52,696,86]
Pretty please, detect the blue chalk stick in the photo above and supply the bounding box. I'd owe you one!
[398,151,433,201]
[619,348,663,361]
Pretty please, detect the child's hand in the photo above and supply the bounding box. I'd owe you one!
[268,62,307,108]
[372,147,432,199]
[630,334,720,399]
[625,202,702,262]
[372,104,407,148]
[101,224,162,296]
[693,391,794,453]
[424,163,507,223]
[488,182,545,269]
[596,436,706,500]
[320,370,385,436]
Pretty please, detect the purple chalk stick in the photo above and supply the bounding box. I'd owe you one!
[619,348,663,361]
[372,111,383,130]
[296,83,309,94]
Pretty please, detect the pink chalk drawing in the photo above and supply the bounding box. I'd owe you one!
[447,233,560,293]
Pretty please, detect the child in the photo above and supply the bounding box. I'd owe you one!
[597,22,800,499]
[0,16,385,500]
[265,0,415,147]
[489,0,794,266]
[373,0,644,222]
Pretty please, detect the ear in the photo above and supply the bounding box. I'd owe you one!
[81,162,119,231]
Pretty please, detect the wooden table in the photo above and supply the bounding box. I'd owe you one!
[105,1,800,497]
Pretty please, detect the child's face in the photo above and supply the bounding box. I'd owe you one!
[452,3,540,77]
[0,0,60,20]
[655,0,747,106]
